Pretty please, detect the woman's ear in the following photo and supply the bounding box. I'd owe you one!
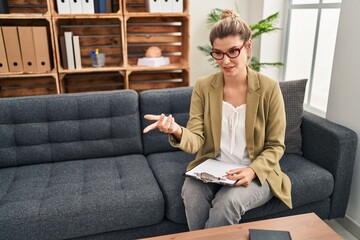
[246,39,252,49]
[246,39,252,59]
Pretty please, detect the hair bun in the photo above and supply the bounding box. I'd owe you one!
[221,9,238,20]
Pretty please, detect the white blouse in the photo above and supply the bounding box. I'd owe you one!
[215,101,251,167]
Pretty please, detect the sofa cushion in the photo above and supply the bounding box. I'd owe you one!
[0,90,143,168]
[152,153,333,224]
[279,79,308,155]
[243,153,334,220]
[147,151,195,224]
[0,154,164,240]
[140,87,192,155]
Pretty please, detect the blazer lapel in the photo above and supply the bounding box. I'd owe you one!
[209,72,223,155]
[246,68,260,160]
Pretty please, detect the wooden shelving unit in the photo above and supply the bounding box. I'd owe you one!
[0,0,189,97]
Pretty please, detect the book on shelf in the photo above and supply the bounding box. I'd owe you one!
[0,0,9,14]
[185,159,247,186]
[64,32,75,70]
[59,36,68,69]
[70,0,83,14]
[161,0,172,12]
[81,0,95,14]
[73,35,82,69]
[32,27,51,72]
[18,27,37,72]
[0,27,10,73]
[105,0,112,13]
[171,0,183,13]
[2,27,24,73]
[98,0,106,13]
[57,0,71,14]
[146,0,162,13]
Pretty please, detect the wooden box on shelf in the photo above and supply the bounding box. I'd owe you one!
[127,69,188,91]
[125,15,189,68]
[0,12,60,97]
[59,71,125,93]
[1,0,50,15]
[0,75,59,97]
[52,16,125,73]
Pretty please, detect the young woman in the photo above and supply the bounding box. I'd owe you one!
[143,9,292,230]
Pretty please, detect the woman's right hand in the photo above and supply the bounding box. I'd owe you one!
[143,114,183,140]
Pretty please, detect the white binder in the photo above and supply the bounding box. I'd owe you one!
[146,0,161,13]
[171,0,182,13]
[73,35,82,69]
[56,0,71,14]
[81,0,94,13]
[69,0,83,14]
[64,32,75,69]
[161,0,172,13]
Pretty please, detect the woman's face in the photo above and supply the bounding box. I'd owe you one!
[212,35,250,79]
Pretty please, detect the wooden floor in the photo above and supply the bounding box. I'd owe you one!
[325,220,358,240]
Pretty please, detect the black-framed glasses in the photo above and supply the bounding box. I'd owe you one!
[210,42,246,60]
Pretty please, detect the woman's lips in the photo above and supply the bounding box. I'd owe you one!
[222,66,234,72]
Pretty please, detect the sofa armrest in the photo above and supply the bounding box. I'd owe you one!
[301,111,358,219]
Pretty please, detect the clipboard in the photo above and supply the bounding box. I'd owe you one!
[185,159,246,186]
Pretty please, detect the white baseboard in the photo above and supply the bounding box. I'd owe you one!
[337,215,360,239]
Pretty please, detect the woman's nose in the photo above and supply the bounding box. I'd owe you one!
[222,54,231,64]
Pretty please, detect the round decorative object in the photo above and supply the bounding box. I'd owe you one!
[145,46,162,58]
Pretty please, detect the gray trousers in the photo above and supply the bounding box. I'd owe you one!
[181,177,273,230]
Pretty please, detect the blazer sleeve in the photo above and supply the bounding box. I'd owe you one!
[169,80,205,154]
[250,82,286,185]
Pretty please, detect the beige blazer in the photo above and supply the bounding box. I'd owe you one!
[170,68,292,209]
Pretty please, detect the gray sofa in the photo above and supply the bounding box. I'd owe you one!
[0,85,357,240]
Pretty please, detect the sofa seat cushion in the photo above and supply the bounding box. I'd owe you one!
[0,155,164,240]
[147,152,333,224]
[242,153,334,220]
[281,154,334,207]
[146,151,195,224]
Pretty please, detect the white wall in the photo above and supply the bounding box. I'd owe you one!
[259,0,286,81]
[326,0,360,237]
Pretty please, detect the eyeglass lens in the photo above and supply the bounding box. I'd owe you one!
[210,43,245,60]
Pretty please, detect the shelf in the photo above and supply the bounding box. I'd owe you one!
[124,12,189,18]
[0,72,57,78]
[0,18,57,76]
[1,0,189,96]
[0,75,59,97]
[125,15,189,67]
[58,66,125,74]
[53,17,125,71]
[3,0,49,15]
[59,71,125,94]
[128,63,188,72]
[126,69,189,91]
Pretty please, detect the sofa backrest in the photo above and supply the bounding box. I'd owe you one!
[139,87,192,155]
[0,90,143,168]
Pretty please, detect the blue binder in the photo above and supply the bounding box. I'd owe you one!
[0,0,9,14]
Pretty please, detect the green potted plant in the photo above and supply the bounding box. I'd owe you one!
[198,8,283,72]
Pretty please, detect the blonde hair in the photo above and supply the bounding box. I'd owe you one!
[209,9,252,46]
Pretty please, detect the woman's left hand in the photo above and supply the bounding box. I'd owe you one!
[225,167,256,187]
